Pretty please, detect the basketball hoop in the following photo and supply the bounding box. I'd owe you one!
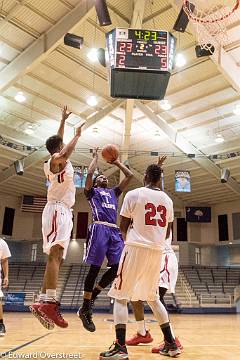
[183,0,240,53]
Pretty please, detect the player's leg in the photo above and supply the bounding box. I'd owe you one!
[0,295,6,336]
[147,299,181,357]
[159,286,168,308]
[99,299,129,360]
[91,263,118,305]
[78,224,107,331]
[126,301,153,345]
[77,264,100,332]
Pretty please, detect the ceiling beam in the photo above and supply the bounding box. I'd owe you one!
[137,101,240,195]
[0,0,95,93]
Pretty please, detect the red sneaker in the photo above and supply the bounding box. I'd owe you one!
[29,303,54,330]
[126,330,153,346]
[39,302,68,328]
[152,337,183,353]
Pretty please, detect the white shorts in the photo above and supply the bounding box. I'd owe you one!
[108,244,163,302]
[42,202,73,259]
[159,252,178,293]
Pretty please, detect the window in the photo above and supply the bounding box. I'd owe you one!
[76,212,89,239]
[31,244,37,262]
[232,213,240,240]
[2,207,15,236]
[177,218,188,242]
[218,214,229,241]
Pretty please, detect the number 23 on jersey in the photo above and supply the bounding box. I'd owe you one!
[145,203,167,227]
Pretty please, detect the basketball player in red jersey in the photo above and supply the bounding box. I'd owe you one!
[30,106,85,329]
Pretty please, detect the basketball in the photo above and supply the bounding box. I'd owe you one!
[101,144,119,163]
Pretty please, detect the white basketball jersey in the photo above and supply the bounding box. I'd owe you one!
[120,187,174,251]
[0,238,11,283]
[44,158,76,208]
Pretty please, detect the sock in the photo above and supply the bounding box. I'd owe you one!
[116,325,126,346]
[46,289,57,302]
[136,320,146,336]
[161,323,174,344]
[0,319,3,324]
[91,287,101,302]
[82,298,91,311]
[39,293,46,302]
[170,322,175,339]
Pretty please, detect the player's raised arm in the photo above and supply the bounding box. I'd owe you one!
[112,159,133,192]
[2,258,9,288]
[51,122,85,167]
[57,105,72,139]
[85,148,99,192]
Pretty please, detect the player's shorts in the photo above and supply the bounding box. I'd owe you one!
[42,201,73,259]
[108,244,163,302]
[159,252,178,293]
[84,223,124,267]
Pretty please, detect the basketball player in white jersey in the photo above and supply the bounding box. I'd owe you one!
[30,106,85,329]
[99,164,181,359]
[0,238,11,336]
[126,231,183,353]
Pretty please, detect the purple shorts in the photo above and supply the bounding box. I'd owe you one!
[84,223,124,266]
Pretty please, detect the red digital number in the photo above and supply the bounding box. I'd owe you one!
[145,203,167,227]
[118,55,125,65]
[161,57,167,69]
[154,44,161,55]
[161,45,167,55]
[119,42,126,52]
[126,43,132,52]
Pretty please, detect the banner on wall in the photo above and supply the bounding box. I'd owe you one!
[175,170,191,193]
[5,292,26,305]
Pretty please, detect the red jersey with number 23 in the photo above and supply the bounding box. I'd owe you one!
[120,187,174,251]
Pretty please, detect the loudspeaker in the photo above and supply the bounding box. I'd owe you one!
[173,2,195,32]
[195,44,215,57]
[221,168,230,183]
[14,160,24,175]
[95,0,112,26]
[97,48,106,67]
[64,33,84,49]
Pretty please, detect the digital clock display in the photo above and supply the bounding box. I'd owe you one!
[106,28,176,72]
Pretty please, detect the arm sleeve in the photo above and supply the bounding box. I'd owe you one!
[168,200,174,223]
[120,190,138,218]
[113,186,122,198]
[1,241,11,259]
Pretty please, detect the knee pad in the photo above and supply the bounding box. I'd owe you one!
[147,299,169,325]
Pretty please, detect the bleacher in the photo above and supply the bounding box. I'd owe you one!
[6,263,240,311]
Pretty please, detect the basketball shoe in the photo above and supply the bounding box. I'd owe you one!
[29,303,54,330]
[126,330,153,345]
[39,301,68,328]
[159,340,181,357]
[99,341,128,360]
[77,308,96,332]
[0,323,6,336]
[152,337,183,353]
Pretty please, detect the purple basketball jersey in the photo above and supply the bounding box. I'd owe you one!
[86,187,121,224]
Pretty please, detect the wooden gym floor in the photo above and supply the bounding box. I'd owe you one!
[0,313,239,359]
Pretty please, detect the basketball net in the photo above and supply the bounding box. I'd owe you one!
[183,0,239,53]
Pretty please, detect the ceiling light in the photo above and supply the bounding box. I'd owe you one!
[175,53,186,68]
[87,48,99,62]
[24,128,34,135]
[87,95,98,107]
[160,99,172,111]
[215,134,224,143]
[15,91,26,103]
[233,104,240,116]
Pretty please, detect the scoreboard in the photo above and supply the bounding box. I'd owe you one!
[106,28,176,100]
[107,28,175,72]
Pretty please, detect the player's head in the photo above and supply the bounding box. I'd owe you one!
[45,135,63,155]
[93,174,108,188]
[144,164,162,187]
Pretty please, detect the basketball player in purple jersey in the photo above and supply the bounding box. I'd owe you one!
[78,148,133,332]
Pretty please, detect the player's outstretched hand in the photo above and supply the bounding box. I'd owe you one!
[76,121,86,137]
[62,105,72,121]
[158,155,167,167]
[109,158,120,165]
